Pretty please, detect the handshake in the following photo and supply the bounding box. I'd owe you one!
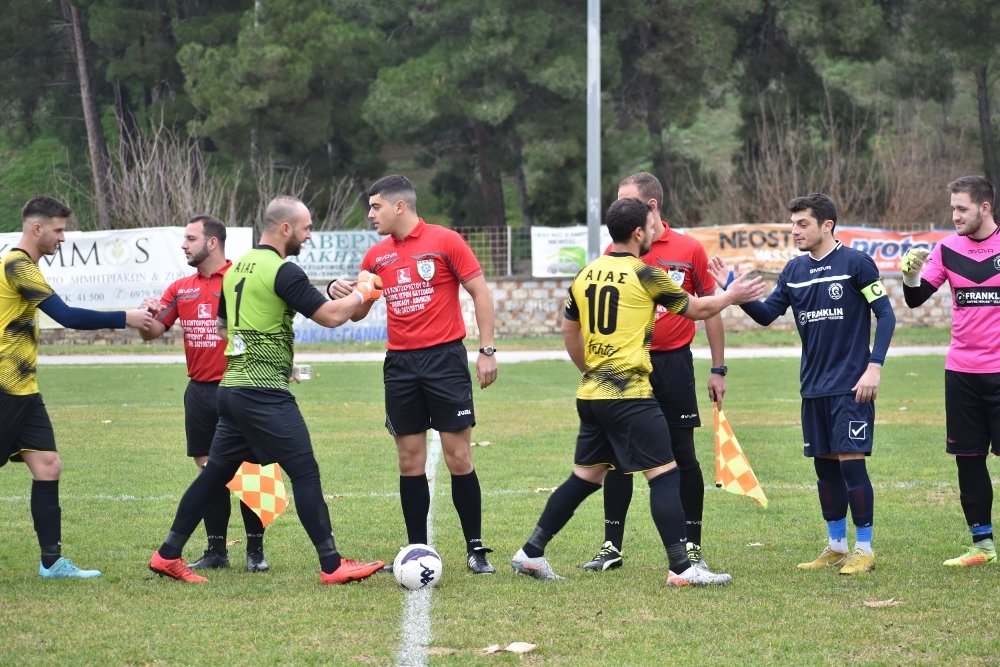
[327,271,383,304]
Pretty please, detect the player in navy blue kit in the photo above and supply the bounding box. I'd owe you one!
[710,193,895,575]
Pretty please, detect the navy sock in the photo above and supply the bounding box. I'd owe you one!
[956,455,993,542]
[841,459,874,530]
[814,457,848,522]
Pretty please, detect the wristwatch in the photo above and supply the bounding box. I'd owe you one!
[479,346,496,356]
[710,365,728,376]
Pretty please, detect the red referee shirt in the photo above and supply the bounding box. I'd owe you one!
[154,261,231,382]
[361,219,483,351]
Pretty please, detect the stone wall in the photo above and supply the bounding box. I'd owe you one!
[40,275,952,345]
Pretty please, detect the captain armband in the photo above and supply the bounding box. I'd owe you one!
[861,280,887,303]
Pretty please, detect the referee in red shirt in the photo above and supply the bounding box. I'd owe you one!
[329,175,499,574]
[139,215,268,573]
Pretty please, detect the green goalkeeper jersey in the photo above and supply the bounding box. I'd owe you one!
[221,247,296,390]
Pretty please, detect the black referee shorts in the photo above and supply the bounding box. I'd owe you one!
[945,370,1000,456]
[0,392,57,468]
[650,346,701,428]
[383,340,475,436]
[574,398,675,474]
[184,380,220,458]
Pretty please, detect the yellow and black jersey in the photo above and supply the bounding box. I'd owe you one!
[565,252,690,400]
[0,249,54,396]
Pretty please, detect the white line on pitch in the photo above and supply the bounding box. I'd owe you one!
[394,430,441,667]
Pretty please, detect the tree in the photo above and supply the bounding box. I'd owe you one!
[60,1,112,229]
[903,1,1000,185]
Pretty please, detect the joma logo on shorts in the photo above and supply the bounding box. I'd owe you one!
[456,409,472,416]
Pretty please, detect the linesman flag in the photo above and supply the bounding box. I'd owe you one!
[226,463,288,527]
[714,404,768,508]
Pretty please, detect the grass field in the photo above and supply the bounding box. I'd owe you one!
[3,355,1000,666]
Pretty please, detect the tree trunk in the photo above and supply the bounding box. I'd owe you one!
[61,1,112,229]
[471,120,506,227]
[511,133,533,229]
[974,65,1000,187]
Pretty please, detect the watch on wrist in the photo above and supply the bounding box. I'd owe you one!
[710,365,728,376]
[479,346,496,356]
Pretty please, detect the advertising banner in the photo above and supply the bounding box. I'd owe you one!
[530,224,952,276]
[0,227,253,320]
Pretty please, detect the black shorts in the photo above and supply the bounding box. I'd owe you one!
[1,392,57,468]
[209,386,313,466]
[650,346,700,428]
[383,340,475,436]
[574,398,674,474]
[945,370,1000,456]
[184,380,220,458]
[801,395,874,458]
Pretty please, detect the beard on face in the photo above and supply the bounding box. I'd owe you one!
[186,245,210,267]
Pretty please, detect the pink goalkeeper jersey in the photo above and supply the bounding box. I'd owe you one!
[921,228,1000,373]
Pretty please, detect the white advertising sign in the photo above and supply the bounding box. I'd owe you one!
[0,227,253,326]
[530,226,611,277]
[284,230,380,281]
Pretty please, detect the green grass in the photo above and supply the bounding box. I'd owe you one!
[37,326,954,355]
[3,356,999,665]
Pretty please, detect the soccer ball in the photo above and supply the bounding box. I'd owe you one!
[393,543,443,590]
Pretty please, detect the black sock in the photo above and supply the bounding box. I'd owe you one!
[523,474,601,557]
[451,470,484,552]
[957,455,994,541]
[648,469,689,573]
[241,501,265,553]
[202,483,232,555]
[671,427,704,546]
[316,539,341,574]
[400,474,430,544]
[814,457,848,522]
[602,468,632,550]
[841,459,874,529]
[159,460,240,559]
[32,480,61,568]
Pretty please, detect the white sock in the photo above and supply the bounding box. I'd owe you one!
[829,538,848,553]
[854,541,873,555]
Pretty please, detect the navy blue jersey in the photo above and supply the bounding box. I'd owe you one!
[743,243,893,397]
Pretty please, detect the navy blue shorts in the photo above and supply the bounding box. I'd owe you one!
[184,380,219,458]
[650,346,700,428]
[945,370,1000,456]
[383,340,475,436]
[574,398,675,474]
[801,394,874,457]
[0,393,56,468]
[209,386,312,466]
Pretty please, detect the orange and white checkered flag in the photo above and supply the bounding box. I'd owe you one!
[714,404,768,508]
[226,463,288,527]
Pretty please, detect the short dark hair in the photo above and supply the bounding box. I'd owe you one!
[22,196,72,221]
[188,215,227,248]
[368,174,417,210]
[605,198,652,242]
[948,175,995,211]
[789,193,837,230]
[619,172,664,208]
